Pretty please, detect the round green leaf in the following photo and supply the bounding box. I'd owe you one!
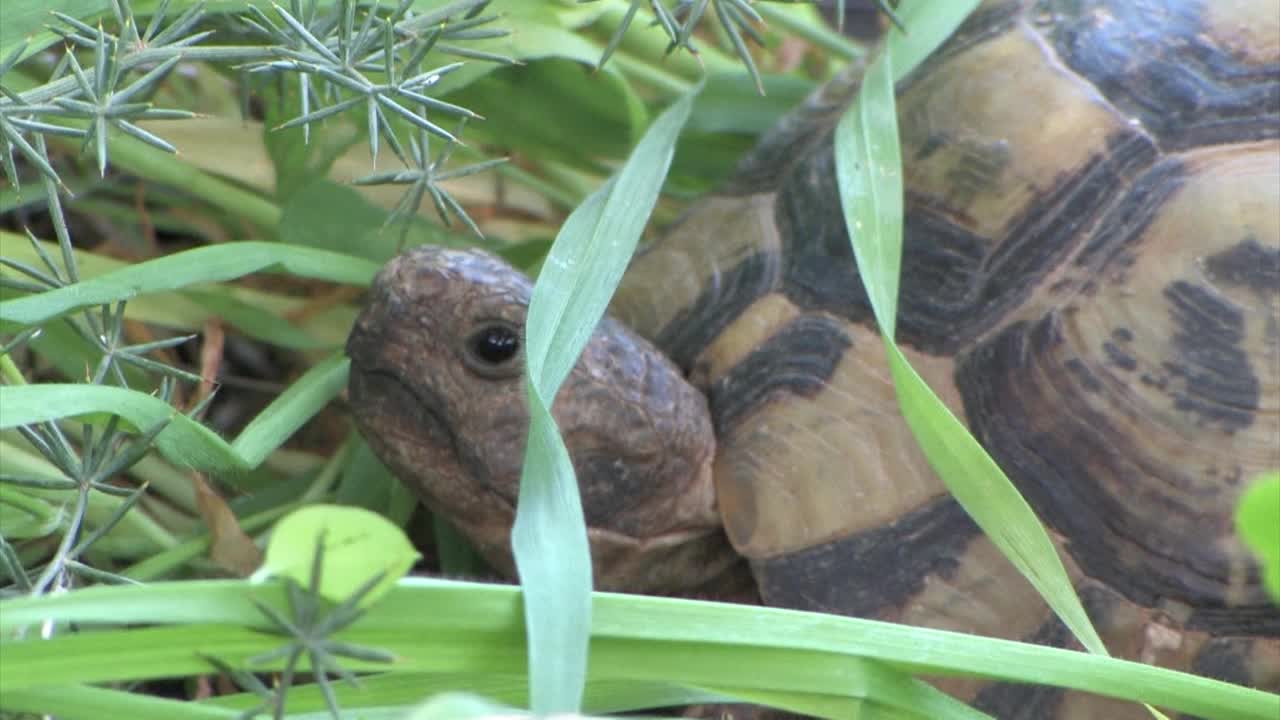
[254,504,420,606]
[1236,472,1280,602]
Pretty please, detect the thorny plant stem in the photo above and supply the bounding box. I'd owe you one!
[592,2,742,77]
[30,477,91,595]
[7,47,277,108]
[7,65,285,230]
[754,3,864,61]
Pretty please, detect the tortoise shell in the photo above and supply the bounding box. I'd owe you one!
[611,0,1280,712]
[347,0,1280,716]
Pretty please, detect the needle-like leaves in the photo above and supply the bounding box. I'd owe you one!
[579,0,905,93]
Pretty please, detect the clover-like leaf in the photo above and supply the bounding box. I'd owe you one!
[254,504,420,606]
[247,524,403,719]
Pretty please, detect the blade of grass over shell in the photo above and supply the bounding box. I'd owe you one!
[513,81,701,715]
[834,0,1106,658]
[1,579,1273,719]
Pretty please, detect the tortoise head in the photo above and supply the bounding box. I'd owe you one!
[346,246,744,592]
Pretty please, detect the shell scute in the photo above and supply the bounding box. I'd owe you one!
[622,0,1280,713]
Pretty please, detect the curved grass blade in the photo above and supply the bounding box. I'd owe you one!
[0,354,350,486]
[0,384,245,475]
[0,242,379,328]
[1,235,355,349]
[833,0,1106,657]
[206,672,725,718]
[1,579,1273,719]
[514,83,701,714]
[0,685,241,720]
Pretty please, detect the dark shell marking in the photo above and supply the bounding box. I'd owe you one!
[1162,279,1259,433]
[752,496,981,617]
[706,313,852,437]
[1205,238,1280,297]
[655,249,782,373]
[1041,0,1280,149]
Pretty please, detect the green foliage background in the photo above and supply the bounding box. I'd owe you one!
[0,2,1276,719]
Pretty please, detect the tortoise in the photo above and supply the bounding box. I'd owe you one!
[345,0,1280,716]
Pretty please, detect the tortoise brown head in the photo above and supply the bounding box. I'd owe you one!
[346,246,743,592]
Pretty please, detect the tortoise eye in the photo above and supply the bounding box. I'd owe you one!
[463,322,522,377]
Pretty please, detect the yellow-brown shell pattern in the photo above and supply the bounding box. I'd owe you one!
[613,0,1280,715]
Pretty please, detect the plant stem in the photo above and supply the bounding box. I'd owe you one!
[30,479,90,595]
[10,47,276,107]
[0,354,28,385]
[122,501,301,581]
[485,152,585,212]
[755,3,866,62]
[607,51,693,99]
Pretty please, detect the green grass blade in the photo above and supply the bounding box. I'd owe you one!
[834,0,1106,657]
[1,579,1273,719]
[1,235,358,349]
[514,82,701,715]
[0,354,349,489]
[885,340,1105,654]
[230,353,350,468]
[183,288,328,349]
[204,672,726,717]
[0,384,251,476]
[0,685,241,720]
[837,49,903,337]
[880,2,980,83]
[0,241,379,328]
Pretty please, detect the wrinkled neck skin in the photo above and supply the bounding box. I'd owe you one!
[346,247,745,593]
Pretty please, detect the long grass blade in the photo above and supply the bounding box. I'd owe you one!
[513,84,700,714]
[0,242,379,328]
[0,579,1271,719]
[0,355,350,487]
[833,0,1107,658]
